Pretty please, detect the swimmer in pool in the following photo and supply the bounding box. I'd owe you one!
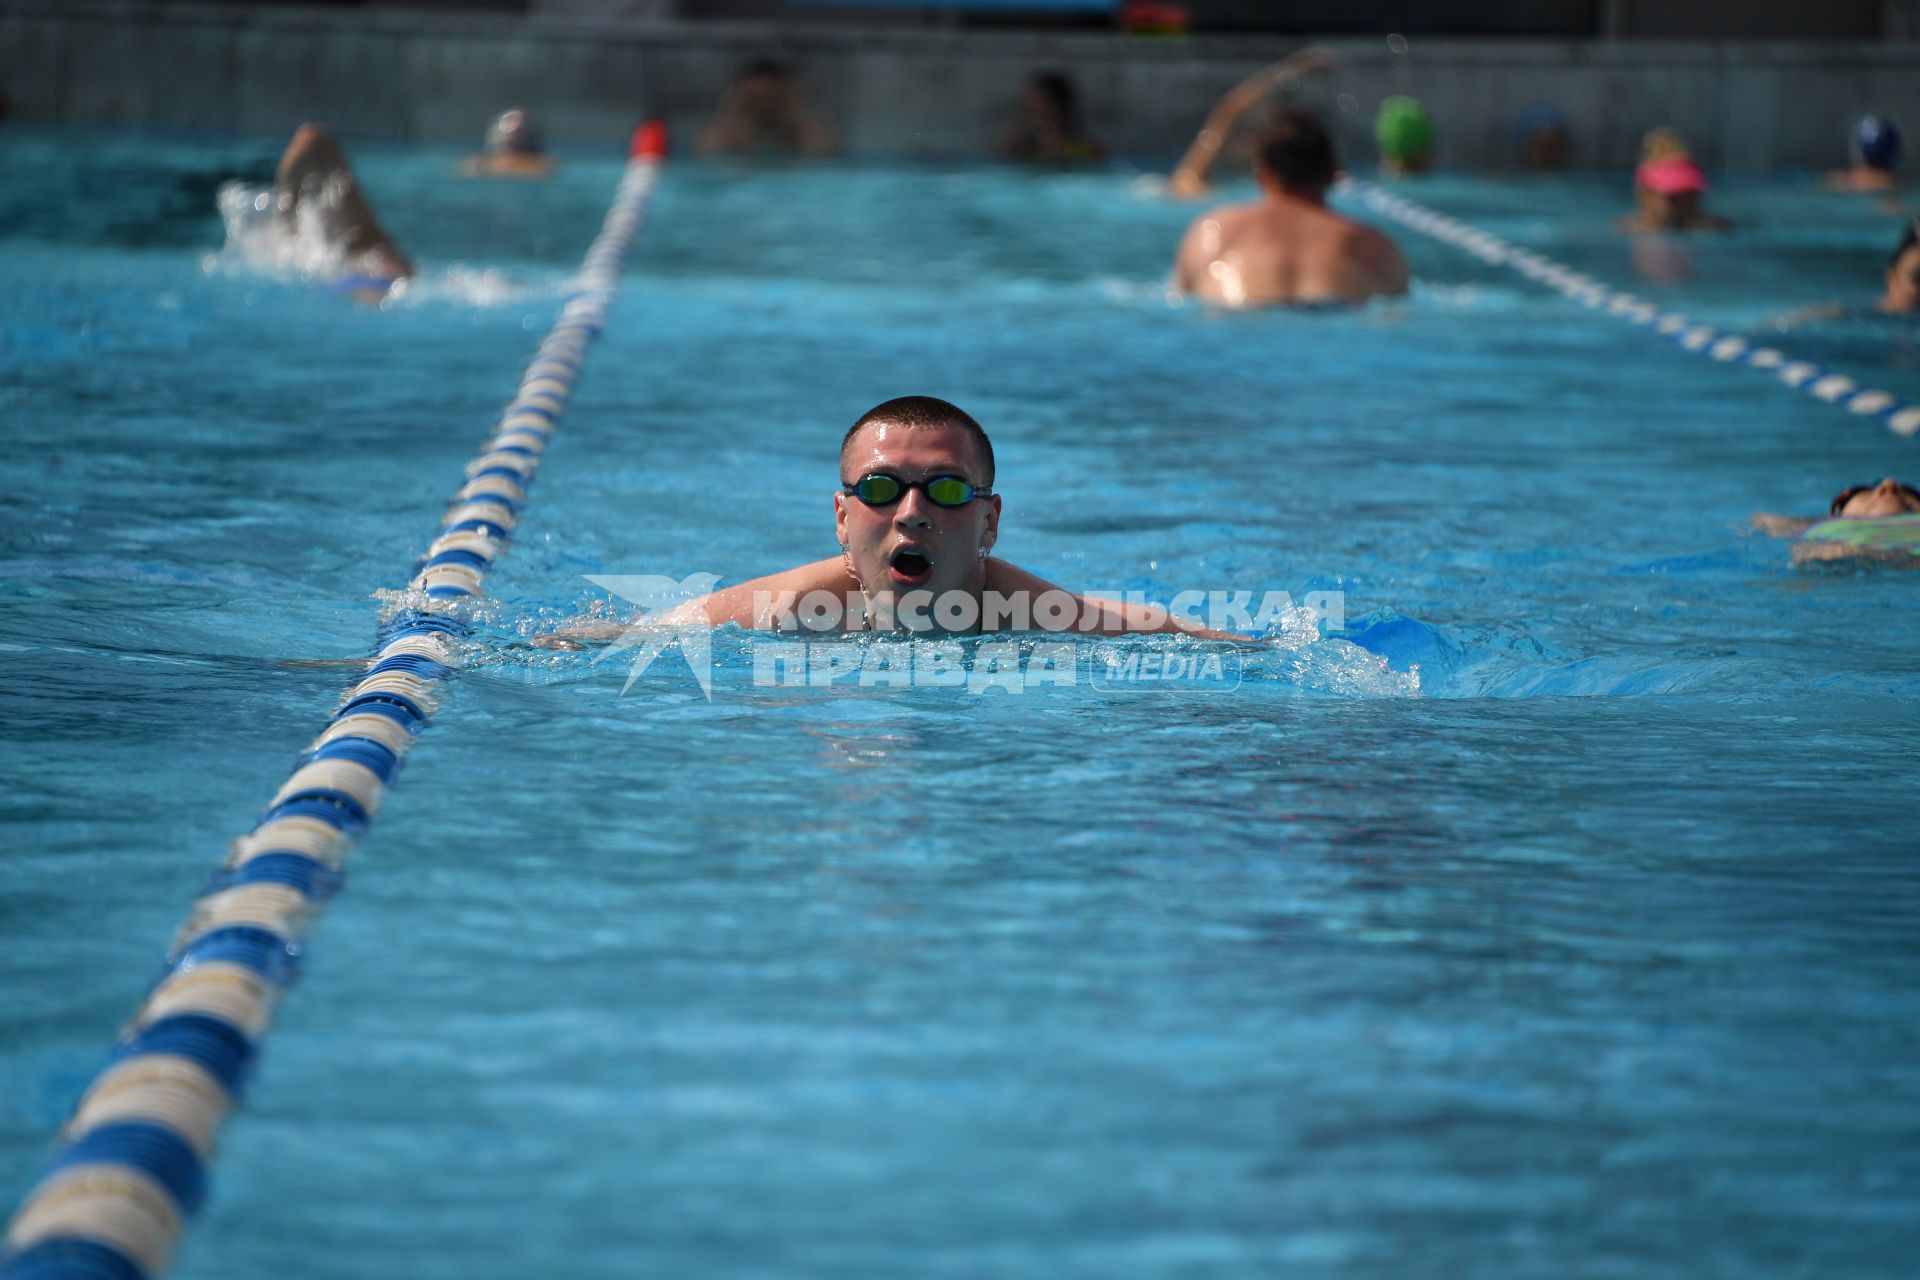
[1170,109,1409,308]
[1881,217,1920,313]
[1751,477,1920,564]
[698,59,835,158]
[1515,103,1571,172]
[460,107,554,179]
[1374,97,1433,178]
[1617,129,1732,233]
[542,396,1238,642]
[273,123,412,300]
[1001,70,1106,166]
[1166,47,1337,199]
[1826,115,1901,193]
[1766,216,1920,327]
[1752,476,1920,535]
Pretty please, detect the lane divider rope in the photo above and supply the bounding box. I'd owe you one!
[1341,178,1920,440]
[1,121,670,1280]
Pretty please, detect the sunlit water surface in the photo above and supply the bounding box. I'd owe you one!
[2,134,1917,1278]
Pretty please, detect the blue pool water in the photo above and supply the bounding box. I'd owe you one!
[3,134,1918,1277]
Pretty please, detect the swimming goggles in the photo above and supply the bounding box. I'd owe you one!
[842,473,990,508]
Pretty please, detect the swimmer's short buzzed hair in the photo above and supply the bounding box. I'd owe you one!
[839,396,996,487]
[1258,110,1338,193]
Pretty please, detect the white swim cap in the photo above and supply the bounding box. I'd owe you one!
[485,107,542,156]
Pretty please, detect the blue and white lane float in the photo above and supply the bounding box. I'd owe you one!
[1,122,670,1280]
[1341,178,1920,440]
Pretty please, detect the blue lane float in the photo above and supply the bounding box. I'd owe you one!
[1,122,670,1280]
[1342,178,1920,440]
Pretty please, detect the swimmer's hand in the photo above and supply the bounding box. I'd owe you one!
[1751,513,1817,538]
[1169,47,1337,198]
[530,618,636,650]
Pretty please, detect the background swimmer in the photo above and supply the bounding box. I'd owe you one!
[272,122,412,300]
[1165,48,1336,199]
[1515,102,1571,172]
[460,107,554,179]
[1753,475,1920,535]
[1883,217,1920,312]
[1619,128,1731,232]
[1170,109,1409,308]
[698,60,835,158]
[1827,115,1901,192]
[1767,216,1920,327]
[1764,478,1920,567]
[1000,71,1105,165]
[541,397,1240,642]
[1374,96,1434,176]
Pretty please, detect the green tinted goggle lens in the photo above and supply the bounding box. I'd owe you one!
[847,474,982,508]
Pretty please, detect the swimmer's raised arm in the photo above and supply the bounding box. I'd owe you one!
[1169,48,1337,199]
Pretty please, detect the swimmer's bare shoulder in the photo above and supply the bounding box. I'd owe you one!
[1341,221,1409,296]
[983,559,1242,639]
[669,557,856,628]
[1172,200,1259,292]
[539,557,1243,643]
[528,558,852,649]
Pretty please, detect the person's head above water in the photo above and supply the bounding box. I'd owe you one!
[1633,131,1713,230]
[735,58,796,98]
[1374,96,1433,172]
[1515,102,1570,171]
[1853,115,1902,172]
[835,396,1000,601]
[1256,109,1337,197]
[1830,476,1920,518]
[485,107,543,157]
[1027,71,1081,130]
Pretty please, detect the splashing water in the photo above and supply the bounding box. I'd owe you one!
[207,178,394,286]
[206,179,551,307]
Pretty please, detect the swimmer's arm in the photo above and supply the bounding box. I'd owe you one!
[529,618,638,650]
[1168,219,1204,294]
[699,96,756,155]
[670,558,859,630]
[1078,594,1248,641]
[1750,513,1818,538]
[530,560,854,648]
[985,561,1244,641]
[1169,48,1337,198]
[797,111,836,158]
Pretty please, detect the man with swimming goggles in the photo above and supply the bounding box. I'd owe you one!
[656,396,1233,636]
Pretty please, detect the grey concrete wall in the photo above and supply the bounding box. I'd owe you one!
[4,0,1920,170]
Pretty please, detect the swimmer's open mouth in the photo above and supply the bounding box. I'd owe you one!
[888,546,934,586]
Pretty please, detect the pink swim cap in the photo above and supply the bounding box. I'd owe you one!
[1636,156,1708,195]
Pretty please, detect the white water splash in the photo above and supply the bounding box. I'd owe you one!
[205,180,555,308]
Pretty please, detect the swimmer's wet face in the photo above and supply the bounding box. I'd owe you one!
[833,403,999,611]
[1830,477,1920,518]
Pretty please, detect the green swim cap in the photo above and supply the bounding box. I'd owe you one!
[1375,96,1434,165]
